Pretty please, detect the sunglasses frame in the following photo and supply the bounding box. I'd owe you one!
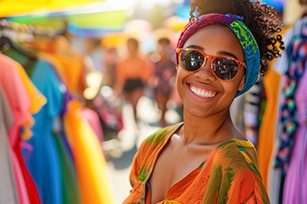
[176,48,246,81]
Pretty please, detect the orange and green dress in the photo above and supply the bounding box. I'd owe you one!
[124,123,270,204]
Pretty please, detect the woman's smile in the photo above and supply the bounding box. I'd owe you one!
[189,84,217,99]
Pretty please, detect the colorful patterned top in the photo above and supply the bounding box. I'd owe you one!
[124,123,270,204]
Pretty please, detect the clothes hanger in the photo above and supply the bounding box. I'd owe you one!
[0,35,37,61]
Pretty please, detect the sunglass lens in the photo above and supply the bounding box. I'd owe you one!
[212,58,239,80]
[180,50,204,71]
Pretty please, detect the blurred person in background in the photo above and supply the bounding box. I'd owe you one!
[150,37,177,127]
[115,37,153,126]
[103,47,119,88]
[85,37,105,72]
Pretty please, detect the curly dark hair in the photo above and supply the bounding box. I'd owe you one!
[189,0,284,76]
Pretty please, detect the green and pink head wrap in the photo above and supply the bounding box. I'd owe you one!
[177,13,260,97]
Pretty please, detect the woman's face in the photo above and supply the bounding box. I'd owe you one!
[176,24,245,118]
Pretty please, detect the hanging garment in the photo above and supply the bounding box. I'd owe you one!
[53,132,81,204]
[14,61,47,139]
[0,54,41,204]
[257,67,281,189]
[52,54,84,96]
[11,58,47,204]
[281,18,307,204]
[268,17,307,204]
[282,56,307,204]
[39,51,101,203]
[267,25,295,204]
[0,86,19,204]
[21,59,65,204]
[257,24,292,190]
[275,18,307,174]
[81,107,104,143]
[38,51,76,159]
[64,99,115,204]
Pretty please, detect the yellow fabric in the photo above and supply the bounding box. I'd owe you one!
[163,16,188,31]
[101,33,127,49]
[64,99,114,204]
[0,0,101,17]
[14,61,47,140]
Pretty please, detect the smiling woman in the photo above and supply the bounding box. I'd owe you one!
[124,0,283,203]
[175,23,247,118]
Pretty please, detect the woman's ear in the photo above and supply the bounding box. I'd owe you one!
[238,75,245,91]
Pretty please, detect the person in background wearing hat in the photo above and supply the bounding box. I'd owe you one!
[124,0,283,203]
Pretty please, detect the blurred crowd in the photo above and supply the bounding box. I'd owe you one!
[75,31,183,138]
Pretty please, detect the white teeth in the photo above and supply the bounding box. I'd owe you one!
[190,85,216,98]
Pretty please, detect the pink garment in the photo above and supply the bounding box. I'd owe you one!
[0,54,31,204]
[282,66,307,204]
[81,108,104,143]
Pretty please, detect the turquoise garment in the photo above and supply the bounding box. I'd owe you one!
[21,59,64,204]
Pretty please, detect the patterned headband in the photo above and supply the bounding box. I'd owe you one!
[177,13,260,97]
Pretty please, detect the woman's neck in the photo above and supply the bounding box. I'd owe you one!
[181,110,238,145]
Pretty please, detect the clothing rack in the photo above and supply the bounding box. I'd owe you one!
[0,19,57,40]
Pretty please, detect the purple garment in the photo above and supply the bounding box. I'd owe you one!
[60,86,73,115]
[282,65,307,204]
[152,59,176,95]
[274,18,307,173]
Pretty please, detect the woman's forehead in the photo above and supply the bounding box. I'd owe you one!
[183,25,244,57]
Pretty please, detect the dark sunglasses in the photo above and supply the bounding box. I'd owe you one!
[176,48,246,80]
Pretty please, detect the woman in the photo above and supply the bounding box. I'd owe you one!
[124,0,283,203]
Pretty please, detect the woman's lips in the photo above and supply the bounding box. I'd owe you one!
[189,84,217,99]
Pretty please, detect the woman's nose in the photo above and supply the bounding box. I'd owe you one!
[194,60,216,81]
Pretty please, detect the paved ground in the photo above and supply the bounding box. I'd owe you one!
[104,95,182,203]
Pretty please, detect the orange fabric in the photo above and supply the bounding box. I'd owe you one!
[14,61,47,114]
[63,99,114,204]
[14,61,47,140]
[257,67,281,189]
[124,123,269,204]
[38,52,68,86]
[52,54,83,95]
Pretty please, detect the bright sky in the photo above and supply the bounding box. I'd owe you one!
[107,0,175,10]
[137,0,173,9]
